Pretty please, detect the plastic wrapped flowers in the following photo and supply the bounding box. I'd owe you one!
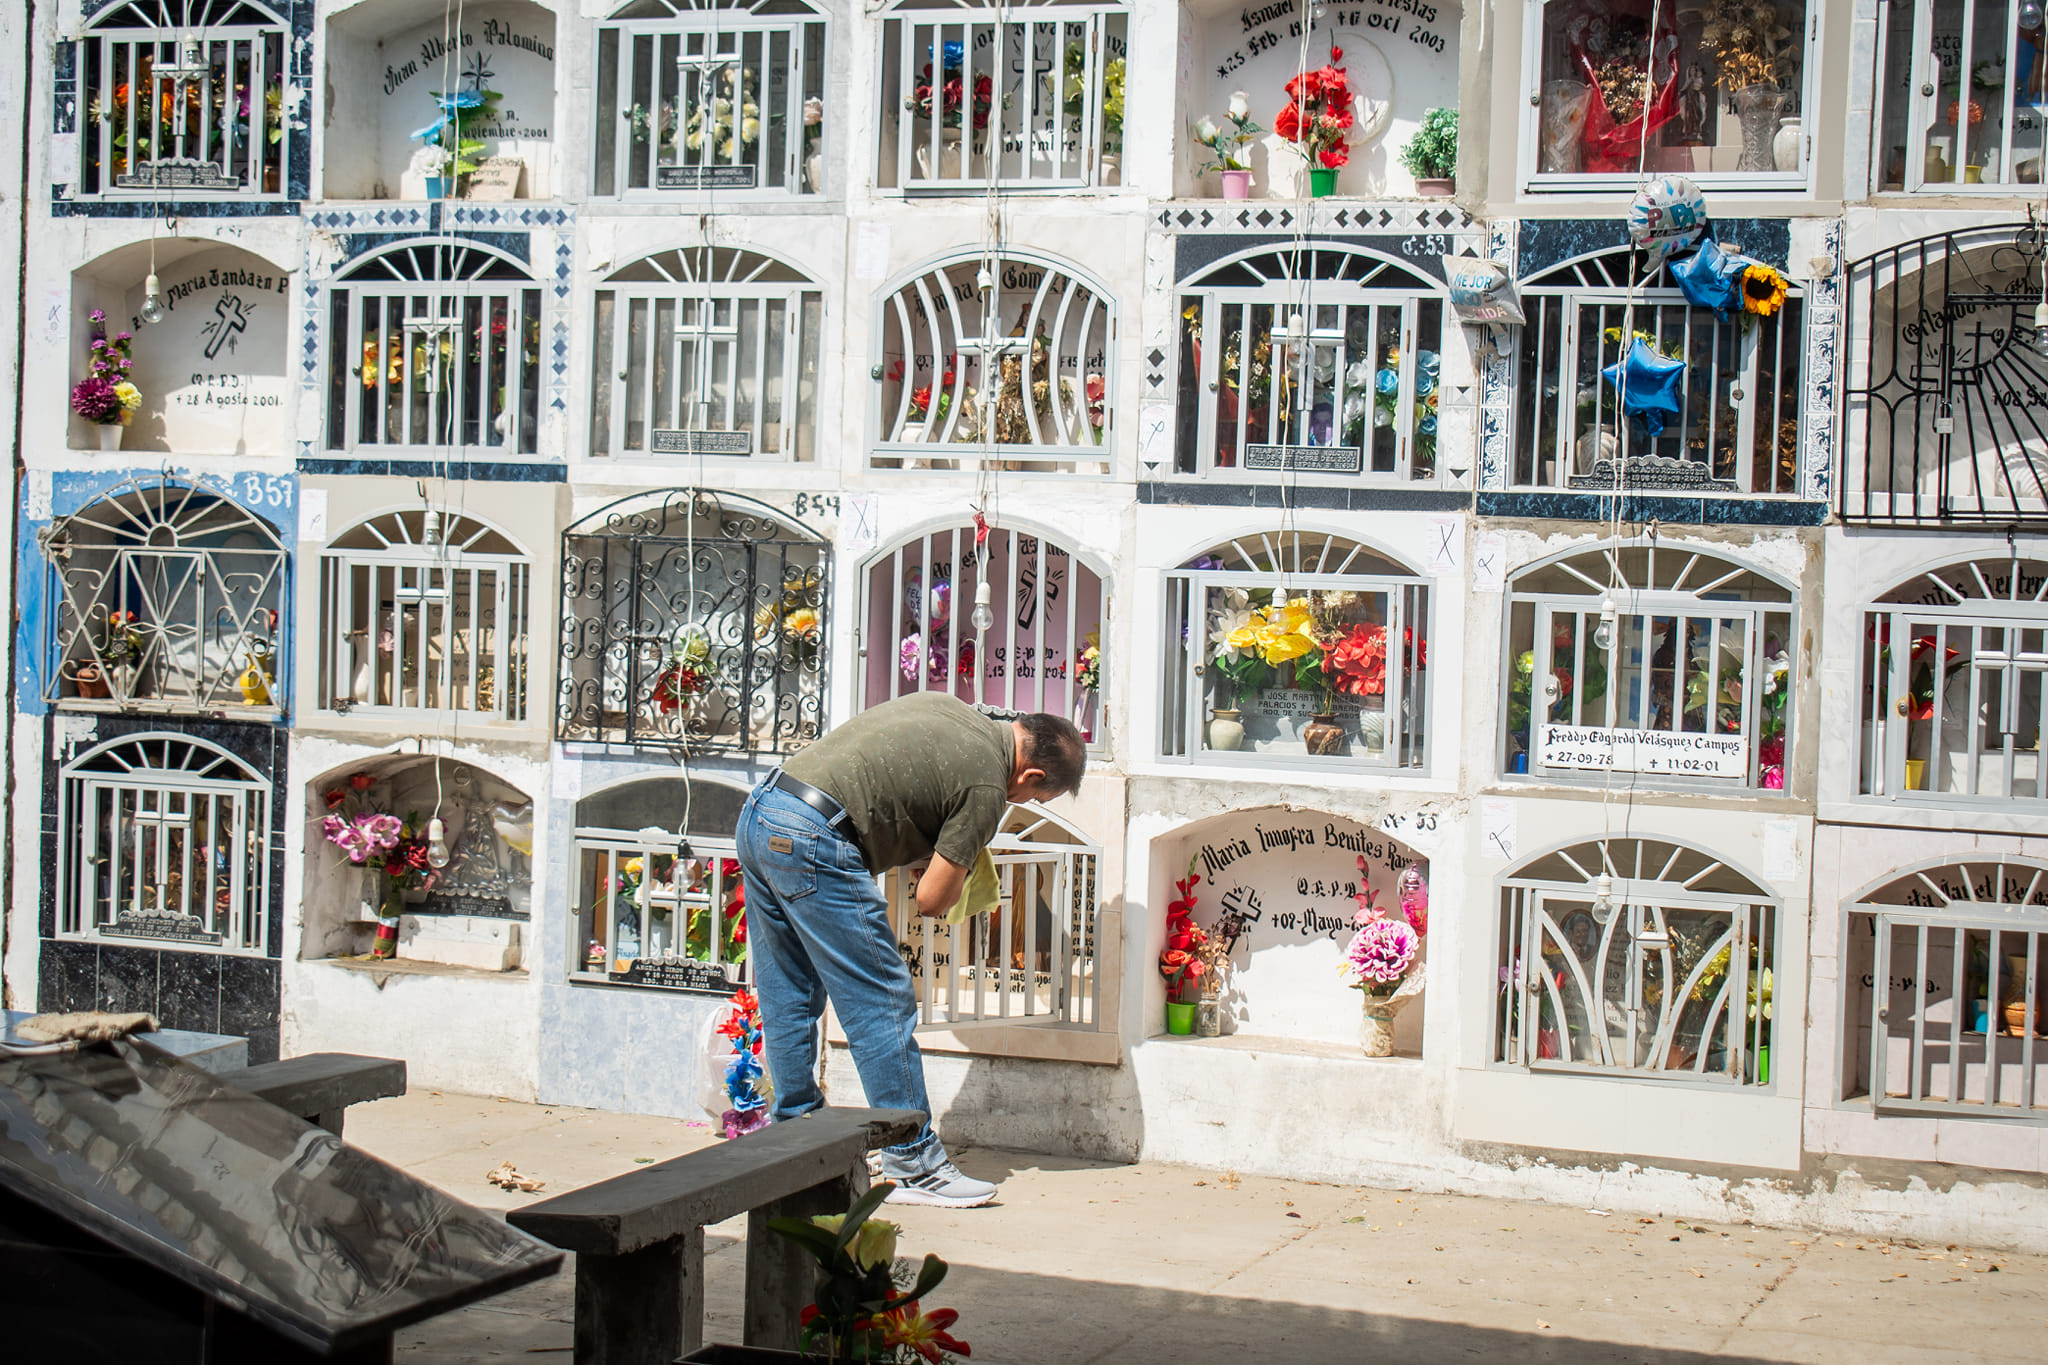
[1340,857,1423,998]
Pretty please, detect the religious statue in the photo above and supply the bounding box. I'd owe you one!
[1674,60,1711,147]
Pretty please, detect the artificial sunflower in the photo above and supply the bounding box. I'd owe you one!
[1740,264,1789,318]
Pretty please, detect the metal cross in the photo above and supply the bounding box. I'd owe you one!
[404,301,462,395]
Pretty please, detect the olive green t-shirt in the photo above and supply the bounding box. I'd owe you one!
[781,693,1013,873]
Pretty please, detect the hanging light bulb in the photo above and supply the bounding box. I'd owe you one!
[1590,872,1616,925]
[138,273,167,326]
[426,818,451,870]
[2024,0,2045,29]
[2032,300,2048,359]
[976,264,994,292]
[421,507,441,547]
[970,578,995,634]
[1593,595,1618,652]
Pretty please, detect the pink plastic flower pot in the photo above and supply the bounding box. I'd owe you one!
[1220,169,1251,199]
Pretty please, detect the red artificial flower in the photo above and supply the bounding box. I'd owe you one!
[731,987,758,1015]
[1318,143,1349,169]
[1328,622,1388,697]
[323,788,348,809]
[1159,948,1194,976]
[1273,102,1301,142]
[877,1302,972,1364]
[349,772,376,791]
[910,385,933,419]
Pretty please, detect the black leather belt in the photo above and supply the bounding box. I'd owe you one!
[766,769,850,828]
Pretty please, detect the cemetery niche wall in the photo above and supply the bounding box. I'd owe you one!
[1180,0,1461,198]
[1168,806,1427,1052]
[324,0,557,200]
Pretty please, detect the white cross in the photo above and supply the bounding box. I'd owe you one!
[404,302,462,395]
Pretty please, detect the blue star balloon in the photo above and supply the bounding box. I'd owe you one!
[1600,338,1687,438]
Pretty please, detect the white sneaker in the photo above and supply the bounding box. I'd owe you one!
[881,1160,998,1208]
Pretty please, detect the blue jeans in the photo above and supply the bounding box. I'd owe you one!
[735,782,947,1177]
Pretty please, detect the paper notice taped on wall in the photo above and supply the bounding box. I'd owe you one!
[297,488,327,541]
[1762,818,1799,882]
[854,222,891,281]
[1472,532,1507,592]
[1480,799,1518,861]
[842,493,879,554]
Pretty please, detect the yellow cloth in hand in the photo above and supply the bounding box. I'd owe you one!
[947,849,1001,925]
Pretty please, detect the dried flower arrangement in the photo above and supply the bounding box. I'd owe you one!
[1697,0,1801,94]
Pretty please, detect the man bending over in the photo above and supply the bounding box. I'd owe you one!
[735,693,1086,1207]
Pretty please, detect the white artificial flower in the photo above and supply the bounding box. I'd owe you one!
[1193,116,1219,145]
[803,95,823,127]
[1227,91,1250,122]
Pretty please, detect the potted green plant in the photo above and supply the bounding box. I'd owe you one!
[1399,106,1458,197]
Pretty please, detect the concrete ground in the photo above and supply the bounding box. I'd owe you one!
[349,1091,2048,1364]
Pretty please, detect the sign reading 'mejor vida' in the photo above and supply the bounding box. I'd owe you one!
[1538,724,1749,779]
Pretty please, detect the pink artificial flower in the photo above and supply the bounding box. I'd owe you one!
[358,812,404,852]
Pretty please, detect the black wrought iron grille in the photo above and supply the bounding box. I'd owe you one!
[1845,224,2048,526]
[556,489,826,753]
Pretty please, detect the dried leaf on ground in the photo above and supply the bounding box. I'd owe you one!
[487,1161,547,1193]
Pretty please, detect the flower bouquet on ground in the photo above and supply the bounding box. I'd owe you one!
[320,772,439,959]
[1341,857,1426,1056]
[707,988,773,1139]
[72,309,140,433]
[768,1183,970,1363]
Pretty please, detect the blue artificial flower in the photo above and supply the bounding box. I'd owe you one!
[1418,414,1438,436]
[1374,368,1400,396]
[1416,350,1441,381]
[943,40,965,69]
[438,89,486,112]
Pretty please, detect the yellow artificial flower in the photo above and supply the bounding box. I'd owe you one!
[1254,602,1317,666]
[808,1213,899,1271]
[782,607,821,640]
[1741,264,1789,317]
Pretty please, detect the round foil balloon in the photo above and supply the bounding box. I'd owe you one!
[903,568,923,626]
[927,578,952,627]
[1627,175,1708,265]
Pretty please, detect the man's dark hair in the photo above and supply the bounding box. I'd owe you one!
[1018,713,1087,797]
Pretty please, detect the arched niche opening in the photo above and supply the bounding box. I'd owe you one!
[70,239,291,454]
[1496,836,1777,1087]
[1166,806,1429,1052]
[569,774,752,993]
[323,0,558,200]
[301,756,534,966]
[1844,854,2048,1119]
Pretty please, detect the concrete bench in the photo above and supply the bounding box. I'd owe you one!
[508,1106,923,1365]
[224,1052,408,1137]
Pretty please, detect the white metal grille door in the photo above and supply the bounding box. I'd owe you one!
[318,511,531,721]
[326,242,542,456]
[79,1,290,199]
[60,733,270,952]
[1850,857,2048,1118]
[595,4,826,198]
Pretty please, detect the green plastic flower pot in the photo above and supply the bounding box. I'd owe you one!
[1308,167,1338,197]
[1165,1001,1197,1035]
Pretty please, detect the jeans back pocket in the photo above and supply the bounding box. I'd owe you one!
[751,813,818,902]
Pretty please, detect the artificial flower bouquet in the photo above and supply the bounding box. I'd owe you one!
[768,1183,972,1363]
[320,772,439,958]
[1159,860,1210,1004]
[1274,53,1357,169]
[1192,90,1263,174]
[1340,858,1425,999]
[711,988,772,1139]
[71,309,140,428]
[906,41,996,132]
[1075,630,1101,692]
[653,623,714,716]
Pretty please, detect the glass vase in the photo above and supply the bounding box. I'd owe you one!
[1734,87,1790,174]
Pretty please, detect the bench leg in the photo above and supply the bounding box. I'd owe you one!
[310,1108,345,1138]
[743,1159,869,1350]
[573,1229,705,1365]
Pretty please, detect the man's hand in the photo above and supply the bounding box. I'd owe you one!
[913,854,970,920]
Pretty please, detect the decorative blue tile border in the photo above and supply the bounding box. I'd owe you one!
[1801,220,1843,504]
[298,458,565,483]
[1476,491,1830,527]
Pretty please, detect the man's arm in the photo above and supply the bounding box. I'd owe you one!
[914,853,970,920]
